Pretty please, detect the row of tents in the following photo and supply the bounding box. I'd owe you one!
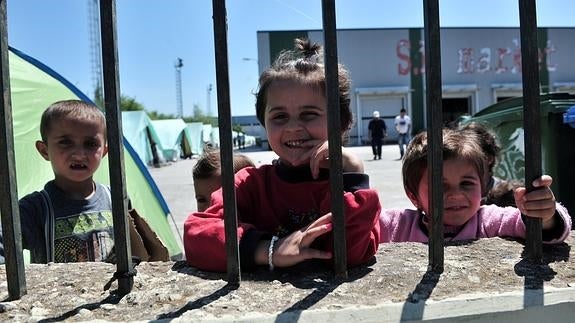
[8,46,258,261]
[121,111,257,167]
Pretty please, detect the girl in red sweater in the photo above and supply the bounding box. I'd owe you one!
[183,38,381,272]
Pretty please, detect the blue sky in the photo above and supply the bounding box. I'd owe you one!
[7,0,574,117]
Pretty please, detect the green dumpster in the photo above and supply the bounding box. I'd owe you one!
[462,92,575,228]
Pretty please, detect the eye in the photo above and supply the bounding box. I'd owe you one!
[300,111,320,121]
[57,138,73,147]
[85,140,101,150]
[461,180,479,188]
[269,113,288,124]
[196,197,207,204]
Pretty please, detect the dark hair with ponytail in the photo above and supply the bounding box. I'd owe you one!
[255,38,352,136]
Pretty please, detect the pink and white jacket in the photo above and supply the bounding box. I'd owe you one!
[380,204,571,243]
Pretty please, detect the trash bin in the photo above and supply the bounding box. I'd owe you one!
[564,105,575,128]
[462,92,575,227]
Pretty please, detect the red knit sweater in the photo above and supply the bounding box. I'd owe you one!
[184,163,381,272]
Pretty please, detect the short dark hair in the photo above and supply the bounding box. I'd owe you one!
[40,100,106,142]
[400,108,406,113]
[193,147,255,180]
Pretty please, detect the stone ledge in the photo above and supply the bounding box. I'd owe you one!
[1,233,573,322]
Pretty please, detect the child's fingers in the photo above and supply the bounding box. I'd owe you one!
[301,222,332,246]
[301,213,333,246]
[307,212,333,227]
[300,248,332,260]
[532,175,553,188]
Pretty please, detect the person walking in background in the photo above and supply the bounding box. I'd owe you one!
[394,108,411,159]
[368,110,386,160]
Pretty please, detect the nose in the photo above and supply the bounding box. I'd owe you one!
[284,117,303,131]
[444,185,462,200]
[71,145,88,159]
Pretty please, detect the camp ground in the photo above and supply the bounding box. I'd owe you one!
[9,47,182,260]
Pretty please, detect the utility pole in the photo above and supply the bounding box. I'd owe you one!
[206,83,213,116]
[174,58,184,118]
[88,0,102,101]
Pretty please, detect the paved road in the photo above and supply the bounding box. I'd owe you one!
[147,144,413,246]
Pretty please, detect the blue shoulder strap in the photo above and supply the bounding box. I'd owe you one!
[39,189,54,263]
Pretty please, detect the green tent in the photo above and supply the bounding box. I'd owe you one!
[10,47,182,259]
[122,111,166,166]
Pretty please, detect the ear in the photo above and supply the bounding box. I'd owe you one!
[35,140,50,161]
[406,191,420,209]
[102,143,108,157]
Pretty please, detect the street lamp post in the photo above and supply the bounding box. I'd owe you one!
[206,84,213,116]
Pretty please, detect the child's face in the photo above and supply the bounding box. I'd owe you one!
[36,116,107,188]
[412,158,482,226]
[193,175,222,212]
[264,80,328,167]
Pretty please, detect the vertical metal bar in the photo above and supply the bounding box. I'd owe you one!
[0,0,26,300]
[423,0,444,273]
[321,0,347,279]
[99,0,133,293]
[519,0,542,262]
[212,0,241,285]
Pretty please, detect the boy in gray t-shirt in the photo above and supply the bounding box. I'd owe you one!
[1,100,114,263]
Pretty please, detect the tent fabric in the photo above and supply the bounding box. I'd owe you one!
[211,127,220,148]
[186,122,204,155]
[122,111,165,166]
[202,124,212,145]
[151,119,193,161]
[9,47,182,259]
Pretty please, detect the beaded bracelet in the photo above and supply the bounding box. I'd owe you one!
[268,236,279,271]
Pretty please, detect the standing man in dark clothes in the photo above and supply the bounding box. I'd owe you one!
[368,110,386,160]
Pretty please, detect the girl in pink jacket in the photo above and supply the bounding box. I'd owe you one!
[380,128,571,243]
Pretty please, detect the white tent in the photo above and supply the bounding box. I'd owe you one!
[186,122,204,155]
[152,119,194,161]
[122,111,165,166]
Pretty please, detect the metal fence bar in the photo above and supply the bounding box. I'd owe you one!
[321,0,347,279]
[423,0,444,272]
[0,0,27,300]
[99,0,134,293]
[518,0,543,262]
[212,0,241,285]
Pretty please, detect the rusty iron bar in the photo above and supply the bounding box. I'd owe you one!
[423,0,444,273]
[518,0,543,262]
[0,0,27,300]
[212,0,241,285]
[321,0,347,279]
[99,0,134,294]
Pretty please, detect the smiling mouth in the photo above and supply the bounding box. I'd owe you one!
[284,140,308,148]
[445,205,467,211]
